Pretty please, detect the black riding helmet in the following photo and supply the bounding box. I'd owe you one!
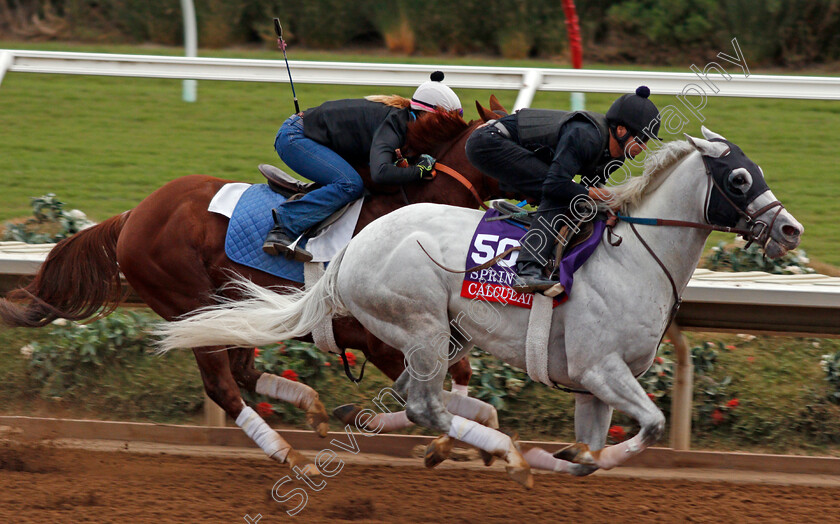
[606,86,661,148]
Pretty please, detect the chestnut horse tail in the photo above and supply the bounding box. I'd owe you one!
[0,211,130,328]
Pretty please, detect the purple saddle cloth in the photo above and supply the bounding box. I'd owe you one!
[460,208,605,308]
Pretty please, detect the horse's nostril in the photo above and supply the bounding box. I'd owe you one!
[782,224,800,237]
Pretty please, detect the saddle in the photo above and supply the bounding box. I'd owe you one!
[258,164,354,238]
[490,199,597,258]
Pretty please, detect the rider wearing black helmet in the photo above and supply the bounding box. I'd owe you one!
[466,86,660,294]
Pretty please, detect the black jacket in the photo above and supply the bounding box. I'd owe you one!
[499,110,619,201]
[302,99,421,184]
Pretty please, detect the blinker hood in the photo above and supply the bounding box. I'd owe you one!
[702,138,769,227]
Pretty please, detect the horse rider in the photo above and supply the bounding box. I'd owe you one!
[263,72,463,261]
[465,86,661,294]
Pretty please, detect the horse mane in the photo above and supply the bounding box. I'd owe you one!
[365,94,411,108]
[608,140,696,212]
[403,110,470,156]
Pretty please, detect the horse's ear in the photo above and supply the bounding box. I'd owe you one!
[475,100,496,122]
[700,126,727,141]
[685,134,730,158]
[489,94,509,115]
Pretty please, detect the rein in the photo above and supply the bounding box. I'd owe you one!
[401,123,488,210]
[433,163,489,210]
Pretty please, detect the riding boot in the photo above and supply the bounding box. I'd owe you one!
[511,204,565,296]
[262,209,313,262]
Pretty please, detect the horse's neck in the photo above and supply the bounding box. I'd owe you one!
[410,129,493,206]
[623,152,710,289]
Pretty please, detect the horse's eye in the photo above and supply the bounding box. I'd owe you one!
[728,169,752,194]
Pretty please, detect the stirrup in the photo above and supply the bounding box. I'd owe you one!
[276,233,313,262]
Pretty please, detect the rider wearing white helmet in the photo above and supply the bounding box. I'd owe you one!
[263,72,462,261]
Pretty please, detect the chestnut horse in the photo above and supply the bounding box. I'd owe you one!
[0,100,511,473]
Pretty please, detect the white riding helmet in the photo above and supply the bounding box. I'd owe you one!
[410,71,462,114]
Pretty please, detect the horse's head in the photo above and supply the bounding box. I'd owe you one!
[403,109,470,159]
[475,94,509,122]
[685,126,803,258]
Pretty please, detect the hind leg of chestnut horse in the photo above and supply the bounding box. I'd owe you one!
[116,179,319,474]
[228,347,329,437]
[191,346,315,473]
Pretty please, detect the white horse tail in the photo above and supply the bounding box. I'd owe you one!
[154,249,348,353]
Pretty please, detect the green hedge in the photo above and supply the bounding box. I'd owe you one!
[3,0,838,64]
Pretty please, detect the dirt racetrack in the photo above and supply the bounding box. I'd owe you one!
[2,439,840,524]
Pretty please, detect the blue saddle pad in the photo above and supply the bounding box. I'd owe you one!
[224,184,304,282]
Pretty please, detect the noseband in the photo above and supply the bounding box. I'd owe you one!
[703,164,784,250]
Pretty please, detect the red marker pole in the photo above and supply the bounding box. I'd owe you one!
[562,0,585,110]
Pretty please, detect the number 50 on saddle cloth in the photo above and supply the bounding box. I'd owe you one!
[461,209,606,309]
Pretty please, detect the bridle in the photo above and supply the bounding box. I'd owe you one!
[610,149,785,324]
[399,122,489,210]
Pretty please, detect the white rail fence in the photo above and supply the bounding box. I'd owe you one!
[1,51,839,450]
[2,50,840,111]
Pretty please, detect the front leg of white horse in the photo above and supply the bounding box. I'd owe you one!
[524,393,611,476]
[557,356,665,470]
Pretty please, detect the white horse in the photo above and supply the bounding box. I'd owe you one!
[157,128,803,487]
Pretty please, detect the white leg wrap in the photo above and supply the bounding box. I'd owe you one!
[447,415,510,456]
[523,447,573,473]
[365,410,412,432]
[444,393,499,428]
[450,383,469,396]
[236,406,291,462]
[256,374,315,410]
[595,433,644,470]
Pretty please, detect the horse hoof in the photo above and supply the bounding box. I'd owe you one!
[332,404,362,426]
[285,449,321,478]
[553,442,594,465]
[306,399,330,438]
[424,434,453,469]
[505,465,534,489]
[479,449,497,467]
[504,446,534,489]
[568,463,599,477]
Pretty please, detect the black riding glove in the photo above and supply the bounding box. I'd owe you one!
[416,154,436,179]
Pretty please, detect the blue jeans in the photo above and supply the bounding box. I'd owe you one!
[273,114,365,237]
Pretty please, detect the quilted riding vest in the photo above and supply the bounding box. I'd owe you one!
[517,109,615,186]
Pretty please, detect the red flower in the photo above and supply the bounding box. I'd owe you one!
[256,402,274,417]
[663,339,671,344]
[608,425,627,442]
[725,345,736,351]
[747,356,755,363]
[339,351,357,367]
[324,361,331,366]
[711,409,725,424]
[253,348,260,358]
[647,393,656,401]
[654,356,664,365]
[281,369,298,382]
[277,343,287,354]
[726,398,740,409]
